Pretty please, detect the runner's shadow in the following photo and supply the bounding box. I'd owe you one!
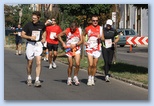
[95,75,105,81]
[54,79,67,84]
[80,79,88,85]
[43,66,49,69]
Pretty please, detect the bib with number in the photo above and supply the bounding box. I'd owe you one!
[32,31,40,41]
[105,39,112,48]
[88,37,98,48]
[50,32,56,39]
[18,32,21,36]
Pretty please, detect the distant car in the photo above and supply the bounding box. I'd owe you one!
[117,28,138,47]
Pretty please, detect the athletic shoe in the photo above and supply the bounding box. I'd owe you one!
[44,57,48,61]
[52,62,57,69]
[105,75,110,82]
[27,79,32,86]
[34,80,41,87]
[67,78,72,86]
[49,64,52,69]
[73,76,80,86]
[91,79,95,86]
[18,51,22,55]
[87,78,92,86]
[44,57,46,61]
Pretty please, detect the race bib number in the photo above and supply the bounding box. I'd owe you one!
[50,32,56,39]
[32,31,40,41]
[89,40,97,48]
[88,37,98,48]
[18,32,21,36]
[105,39,112,48]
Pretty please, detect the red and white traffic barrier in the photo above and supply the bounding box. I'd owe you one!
[126,36,148,45]
[126,36,148,53]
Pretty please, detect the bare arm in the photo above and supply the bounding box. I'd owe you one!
[57,30,67,48]
[82,29,87,45]
[21,31,36,40]
[101,29,105,41]
[114,35,120,44]
[41,31,46,43]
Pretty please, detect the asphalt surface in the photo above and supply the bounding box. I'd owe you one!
[115,45,148,68]
[4,48,148,100]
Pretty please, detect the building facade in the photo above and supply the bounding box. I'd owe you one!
[118,4,148,37]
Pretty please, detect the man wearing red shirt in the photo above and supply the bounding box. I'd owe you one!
[58,22,83,86]
[46,18,62,69]
[83,15,104,86]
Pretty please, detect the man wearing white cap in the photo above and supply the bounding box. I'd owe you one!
[101,19,119,82]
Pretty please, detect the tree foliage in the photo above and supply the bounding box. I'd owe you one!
[59,4,112,16]
[4,4,33,27]
[58,4,113,28]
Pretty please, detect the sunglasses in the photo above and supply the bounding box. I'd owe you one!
[92,20,98,22]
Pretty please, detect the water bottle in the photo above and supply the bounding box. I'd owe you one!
[65,48,71,52]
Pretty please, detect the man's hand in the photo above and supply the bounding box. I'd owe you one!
[41,38,46,43]
[30,36,36,40]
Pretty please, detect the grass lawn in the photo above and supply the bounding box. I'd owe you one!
[57,51,148,85]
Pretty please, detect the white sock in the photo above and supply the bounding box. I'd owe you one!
[28,75,32,80]
[68,77,71,80]
[73,76,77,79]
[35,77,39,81]
[88,75,92,79]
[91,76,94,80]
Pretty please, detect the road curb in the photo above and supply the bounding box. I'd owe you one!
[96,71,148,89]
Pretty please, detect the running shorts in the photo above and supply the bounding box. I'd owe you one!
[26,41,43,60]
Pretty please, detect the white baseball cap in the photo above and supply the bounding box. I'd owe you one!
[106,19,113,26]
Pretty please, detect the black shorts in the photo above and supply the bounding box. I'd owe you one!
[47,43,58,51]
[15,36,22,45]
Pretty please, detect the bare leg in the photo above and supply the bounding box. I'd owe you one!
[87,54,93,76]
[74,54,80,76]
[67,57,73,77]
[48,51,53,64]
[27,59,33,76]
[53,51,57,62]
[92,58,98,76]
[35,56,42,77]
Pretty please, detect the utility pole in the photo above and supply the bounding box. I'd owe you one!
[19,8,22,24]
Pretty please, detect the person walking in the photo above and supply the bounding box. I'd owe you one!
[42,41,49,62]
[82,15,103,86]
[45,18,62,69]
[101,19,119,82]
[21,11,46,87]
[14,24,22,55]
[58,22,83,86]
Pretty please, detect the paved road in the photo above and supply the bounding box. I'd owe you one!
[4,48,148,100]
[115,45,148,68]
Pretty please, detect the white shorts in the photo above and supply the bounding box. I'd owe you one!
[86,50,101,58]
[26,41,43,60]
